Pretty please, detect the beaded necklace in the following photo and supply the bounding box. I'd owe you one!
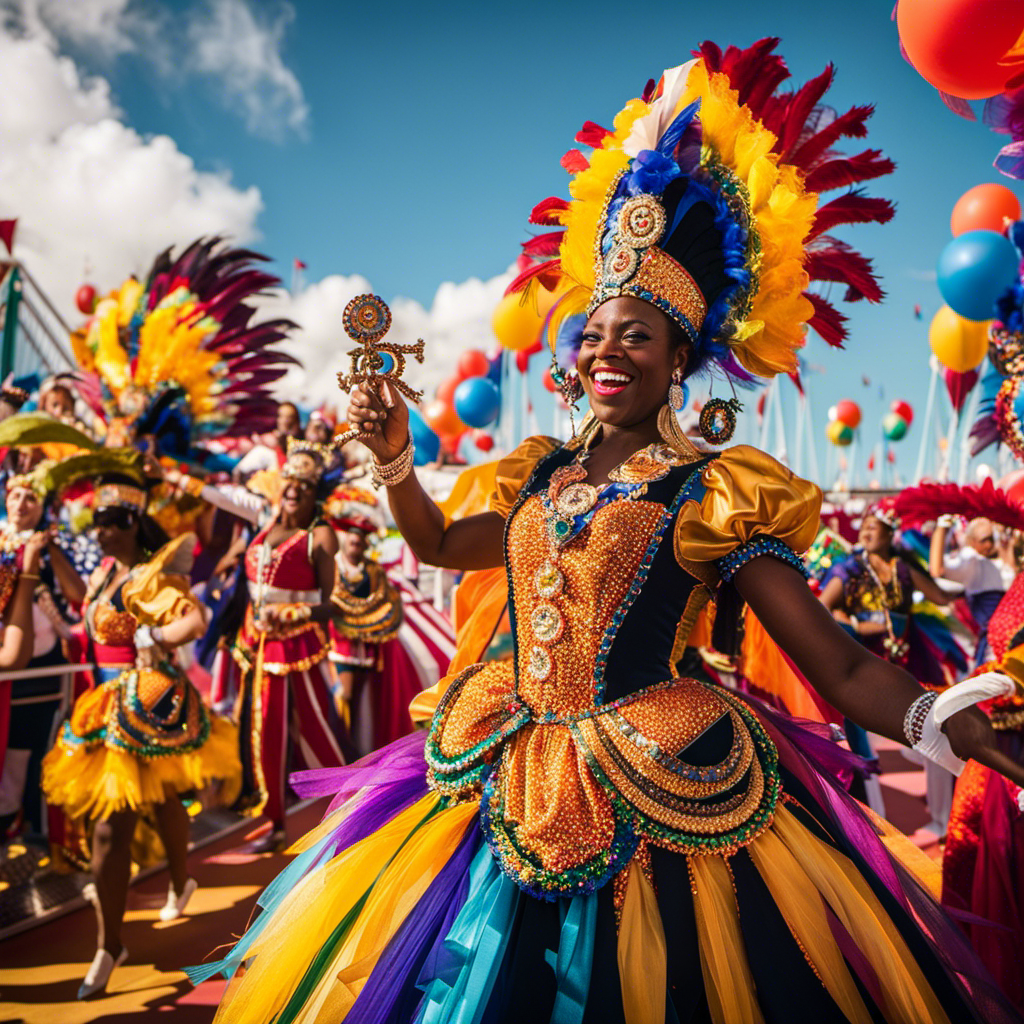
[857,551,909,661]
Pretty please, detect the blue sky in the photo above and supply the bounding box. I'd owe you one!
[6,0,1022,478]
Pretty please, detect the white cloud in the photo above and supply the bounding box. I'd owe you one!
[0,26,262,320]
[2,0,308,140]
[186,0,308,141]
[263,270,515,411]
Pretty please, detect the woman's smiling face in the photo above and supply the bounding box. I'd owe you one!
[576,297,689,429]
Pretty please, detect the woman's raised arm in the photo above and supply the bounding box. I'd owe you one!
[346,380,505,570]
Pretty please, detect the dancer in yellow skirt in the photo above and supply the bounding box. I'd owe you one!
[198,40,1024,1023]
[44,474,239,999]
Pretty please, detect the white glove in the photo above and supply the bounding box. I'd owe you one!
[913,672,1017,776]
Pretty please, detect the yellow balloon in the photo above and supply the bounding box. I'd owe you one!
[928,304,991,372]
[826,418,853,446]
[491,282,565,352]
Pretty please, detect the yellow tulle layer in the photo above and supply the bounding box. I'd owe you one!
[42,714,241,821]
[216,794,478,1024]
[213,789,956,1024]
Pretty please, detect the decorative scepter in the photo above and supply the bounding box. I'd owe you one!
[334,294,425,447]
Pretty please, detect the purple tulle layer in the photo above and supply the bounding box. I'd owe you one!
[346,822,480,1023]
[289,730,431,859]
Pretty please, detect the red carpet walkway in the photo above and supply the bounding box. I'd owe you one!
[0,800,326,1024]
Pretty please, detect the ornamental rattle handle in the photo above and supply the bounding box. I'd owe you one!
[335,294,425,448]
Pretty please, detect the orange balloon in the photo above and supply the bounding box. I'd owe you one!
[898,0,1024,99]
[423,398,464,437]
[491,282,567,351]
[929,305,991,372]
[436,376,460,405]
[951,183,1022,236]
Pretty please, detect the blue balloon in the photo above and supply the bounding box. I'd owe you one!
[407,403,440,464]
[453,376,501,428]
[937,230,1020,322]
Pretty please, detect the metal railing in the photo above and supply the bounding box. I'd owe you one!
[0,261,76,380]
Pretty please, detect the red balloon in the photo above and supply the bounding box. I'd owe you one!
[436,377,460,405]
[890,399,914,425]
[897,0,1024,99]
[472,429,494,452]
[423,398,464,438]
[834,399,861,429]
[515,350,530,373]
[542,367,559,393]
[1000,469,1024,505]
[75,284,97,315]
[457,349,490,380]
[951,184,1022,237]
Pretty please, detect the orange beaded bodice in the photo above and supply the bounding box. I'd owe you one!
[426,436,820,899]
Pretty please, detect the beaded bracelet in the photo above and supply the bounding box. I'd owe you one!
[903,690,938,747]
[372,436,416,488]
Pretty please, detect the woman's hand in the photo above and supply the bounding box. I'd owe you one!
[346,381,410,462]
[943,705,1024,789]
[257,604,281,636]
[23,531,47,576]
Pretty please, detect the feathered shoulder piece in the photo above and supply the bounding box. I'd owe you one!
[894,478,1024,533]
[513,38,894,382]
[69,237,300,461]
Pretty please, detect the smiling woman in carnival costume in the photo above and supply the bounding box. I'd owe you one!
[199,40,1024,1023]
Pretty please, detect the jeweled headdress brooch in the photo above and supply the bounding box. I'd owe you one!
[95,482,147,514]
[282,438,329,484]
[511,39,895,383]
[866,500,901,532]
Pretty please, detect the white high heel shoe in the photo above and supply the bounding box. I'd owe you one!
[77,945,128,999]
[159,877,198,921]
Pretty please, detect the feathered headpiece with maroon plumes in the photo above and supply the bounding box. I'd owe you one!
[894,478,1024,533]
[70,237,300,462]
[695,39,895,349]
[514,38,895,384]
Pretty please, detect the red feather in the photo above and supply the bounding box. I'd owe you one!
[894,480,1024,532]
[575,121,612,147]
[791,105,875,171]
[641,78,657,103]
[777,64,835,159]
[809,193,895,239]
[520,232,564,258]
[804,150,895,193]
[697,38,790,115]
[529,197,569,226]
[504,259,561,296]
[806,241,884,303]
[805,292,848,347]
[561,150,589,173]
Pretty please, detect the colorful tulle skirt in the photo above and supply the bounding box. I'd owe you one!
[43,665,241,820]
[191,692,1021,1024]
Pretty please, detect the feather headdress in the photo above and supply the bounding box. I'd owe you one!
[894,479,1024,533]
[69,237,299,461]
[513,39,894,383]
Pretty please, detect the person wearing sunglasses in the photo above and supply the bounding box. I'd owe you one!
[42,475,240,1000]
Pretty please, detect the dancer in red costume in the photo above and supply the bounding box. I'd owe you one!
[943,569,1024,1012]
[227,444,350,851]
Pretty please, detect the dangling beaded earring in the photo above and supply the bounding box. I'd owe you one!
[667,369,688,412]
[550,357,584,438]
[698,397,742,446]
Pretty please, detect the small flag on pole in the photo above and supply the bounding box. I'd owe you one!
[0,219,17,255]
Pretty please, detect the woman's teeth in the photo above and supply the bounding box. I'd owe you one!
[591,370,633,395]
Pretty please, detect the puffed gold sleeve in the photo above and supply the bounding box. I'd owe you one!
[675,445,821,586]
[489,435,561,519]
[122,532,201,627]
